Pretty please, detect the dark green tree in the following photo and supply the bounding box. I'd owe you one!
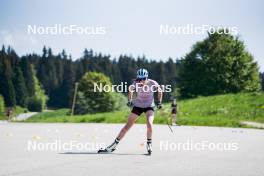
[75,72,125,114]
[20,56,35,97]
[7,49,28,107]
[0,46,16,106]
[27,64,48,112]
[13,65,28,107]
[179,31,261,97]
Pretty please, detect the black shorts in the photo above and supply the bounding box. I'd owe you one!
[131,106,154,116]
[171,108,177,114]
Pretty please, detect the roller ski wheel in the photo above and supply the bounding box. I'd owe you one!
[97,147,116,153]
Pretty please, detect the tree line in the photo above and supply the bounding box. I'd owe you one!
[0,46,181,109]
[0,32,262,111]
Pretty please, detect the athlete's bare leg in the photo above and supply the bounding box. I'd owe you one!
[146,110,154,154]
[146,110,154,139]
[171,113,176,125]
[98,113,139,153]
[116,113,139,140]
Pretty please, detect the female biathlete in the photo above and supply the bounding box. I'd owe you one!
[98,68,163,155]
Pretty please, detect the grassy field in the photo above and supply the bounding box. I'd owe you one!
[25,92,264,128]
[0,113,4,120]
[0,106,28,120]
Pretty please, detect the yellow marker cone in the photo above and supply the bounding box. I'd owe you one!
[6,133,13,137]
[76,134,84,138]
[139,143,144,148]
[32,135,41,140]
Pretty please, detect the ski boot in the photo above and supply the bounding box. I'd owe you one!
[98,138,119,153]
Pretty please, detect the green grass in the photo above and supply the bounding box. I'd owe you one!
[14,106,28,116]
[0,113,4,120]
[25,92,264,128]
[177,92,264,126]
[0,106,28,120]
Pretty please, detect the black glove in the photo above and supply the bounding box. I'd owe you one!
[127,101,133,107]
[156,101,162,109]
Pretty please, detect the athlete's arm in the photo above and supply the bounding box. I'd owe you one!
[127,84,135,107]
[128,89,133,102]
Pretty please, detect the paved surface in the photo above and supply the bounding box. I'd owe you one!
[240,121,264,129]
[15,112,38,121]
[0,123,264,176]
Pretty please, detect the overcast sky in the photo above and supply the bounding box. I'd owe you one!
[0,0,263,71]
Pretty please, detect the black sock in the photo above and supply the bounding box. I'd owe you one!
[147,138,152,144]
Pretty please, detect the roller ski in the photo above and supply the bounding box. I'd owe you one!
[146,139,152,155]
[98,138,119,153]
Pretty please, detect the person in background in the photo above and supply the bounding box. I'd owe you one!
[171,98,177,126]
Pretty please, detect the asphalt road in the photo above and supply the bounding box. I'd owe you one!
[0,123,264,176]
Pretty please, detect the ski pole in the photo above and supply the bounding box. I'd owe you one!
[159,107,173,133]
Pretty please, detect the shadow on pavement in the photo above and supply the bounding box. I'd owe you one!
[59,152,149,156]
